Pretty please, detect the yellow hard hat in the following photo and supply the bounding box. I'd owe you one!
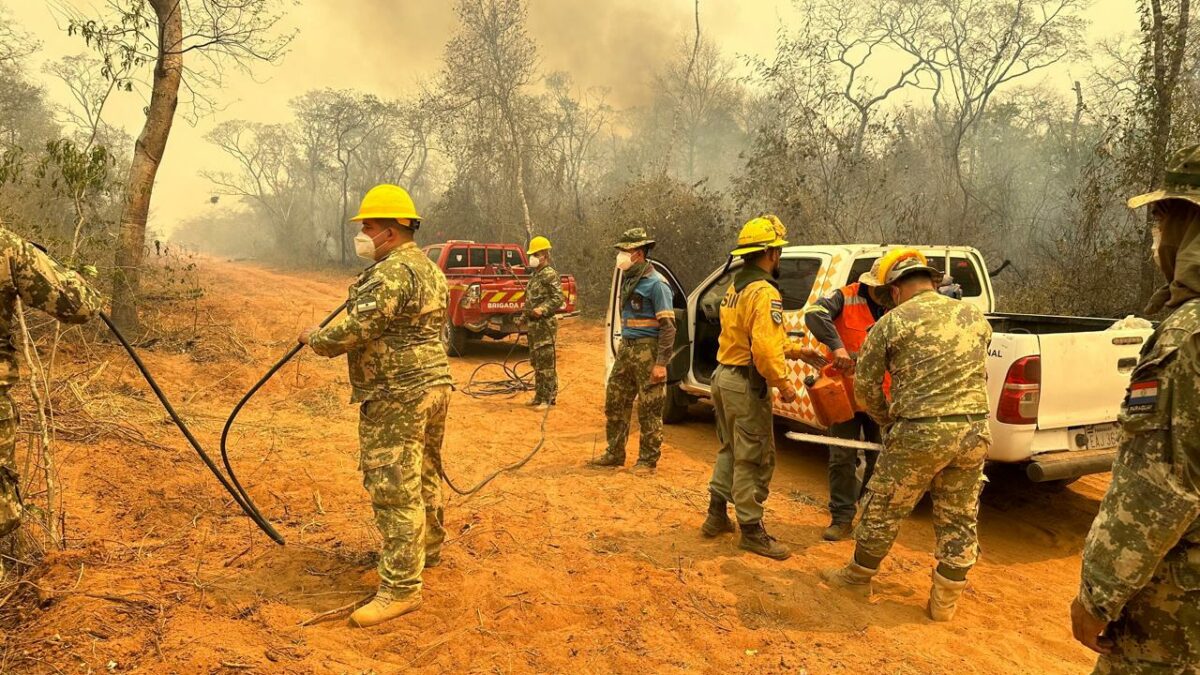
[875,248,931,285]
[527,236,552,255]
[350,184,421,225]
[731,215,788,256]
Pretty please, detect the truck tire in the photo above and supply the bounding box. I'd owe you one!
[442,320,468,357]
[662,383,690,424]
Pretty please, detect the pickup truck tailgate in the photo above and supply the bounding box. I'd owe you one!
[1036,330,1143,429]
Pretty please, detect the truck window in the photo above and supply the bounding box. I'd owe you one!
[446,247,469,269]
[469,247,486,267]
[947,256,983,297]
[426,246,442,264]
[487,248,504,266]
[777,258,823,310]
[849,257,878,287]
[505,249,523,267]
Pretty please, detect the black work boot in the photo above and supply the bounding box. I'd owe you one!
[738,521,792,560]
[588,452,624,468]
[700,493,735,537]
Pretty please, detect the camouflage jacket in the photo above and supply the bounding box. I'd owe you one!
[309,242,452,403]
[0,228,100,387]
[855,290,991,426]
[1078,299,1200,622]
[524,265,564,320]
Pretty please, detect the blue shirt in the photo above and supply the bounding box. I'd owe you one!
[621,271,674,339]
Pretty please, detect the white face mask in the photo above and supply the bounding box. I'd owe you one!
[616,251,635,271]
[528,255,541,268]
[354,231,384,261]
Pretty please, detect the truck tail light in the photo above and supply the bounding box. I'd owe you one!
[997,355,1040,425]
[461,283,482,309]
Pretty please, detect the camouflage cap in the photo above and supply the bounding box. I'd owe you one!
[1128,143,1200,209]
[858,258,886,287]
[884,256,941,285]
[614,227,655,250]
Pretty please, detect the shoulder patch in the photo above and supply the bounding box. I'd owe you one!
[771,310,783,325]
[1125,379,1160,414]
[771,299,783,311]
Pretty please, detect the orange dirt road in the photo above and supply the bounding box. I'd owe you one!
[4,257,1108,673]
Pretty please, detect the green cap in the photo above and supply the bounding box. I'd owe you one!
[885,256,941,285]
[1128,143,1200,209]
[614,227,655,250]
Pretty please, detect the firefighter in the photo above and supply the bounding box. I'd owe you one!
[1071,144,1200,672]
[299,184,452,628]
[820,249,992,622]
[0,229,101,538]
[590,227,675,474]
[522,236,564,410]
[700,215,800,560]
[804,258,890,541]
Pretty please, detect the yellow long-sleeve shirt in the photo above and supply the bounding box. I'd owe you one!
[716,266,793,391]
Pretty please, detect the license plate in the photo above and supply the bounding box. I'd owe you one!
[1081,424,1121,450]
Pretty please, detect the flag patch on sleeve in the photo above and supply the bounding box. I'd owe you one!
[1126,380,1159,414]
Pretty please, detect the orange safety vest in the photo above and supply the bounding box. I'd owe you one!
[831,283,877,355]
[830,282,891,403]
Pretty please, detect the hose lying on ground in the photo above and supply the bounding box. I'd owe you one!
[220,306,553,534]
[99,312,285,544]
[461,333,535,399]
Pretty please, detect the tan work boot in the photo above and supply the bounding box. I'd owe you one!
[927,570,968,622]
[348,588,422,628]
[821,521,854,542]
[819,561,877,598]
[738,522,791,560]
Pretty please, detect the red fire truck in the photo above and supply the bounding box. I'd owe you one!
[426,240,578,355]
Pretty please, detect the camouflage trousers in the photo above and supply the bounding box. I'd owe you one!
[1093,552,1200,674]
[0,393,18,537]
[855,419,989,570]
[527,318,558,404]
[709,365,776,524]
[604,338,665,464]
[359,386,450,597]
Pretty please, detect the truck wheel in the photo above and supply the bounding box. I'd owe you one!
[442,321,468,357]
[662,383,690,424]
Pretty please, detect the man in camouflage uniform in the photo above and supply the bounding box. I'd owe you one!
[590,227,675,474]
[300,184,452,628]
[700,216,800,560]
[522,236,564,410]
[821,250,992,623]
[1071,145,1200,672]
[0,229,101,537]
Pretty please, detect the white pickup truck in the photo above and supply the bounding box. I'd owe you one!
[606,244,1154,483]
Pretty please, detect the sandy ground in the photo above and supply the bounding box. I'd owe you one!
[0,256,1110,674]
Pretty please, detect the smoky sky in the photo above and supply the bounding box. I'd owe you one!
[9,0,1133,235]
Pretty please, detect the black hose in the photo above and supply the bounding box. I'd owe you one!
[462,333,535,399]
[220,306,551,523]
[218,302,349,546]
[99,312,285,544]
[438,403,550,496]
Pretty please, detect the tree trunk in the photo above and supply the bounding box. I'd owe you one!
[1140,0,1190,306]
[110,0,183,333]
[501,100,534,241]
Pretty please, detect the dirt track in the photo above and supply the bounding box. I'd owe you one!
[1,257,1108,673]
